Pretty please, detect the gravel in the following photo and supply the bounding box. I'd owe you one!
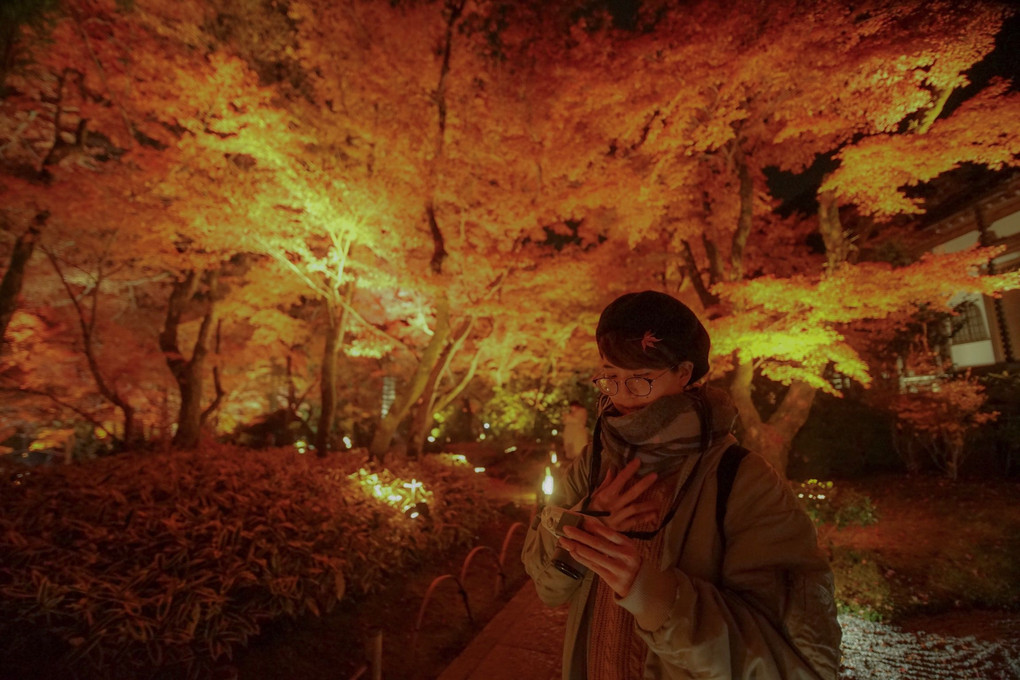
[839,614,1020,679]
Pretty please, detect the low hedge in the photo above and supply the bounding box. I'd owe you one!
[0,446,498,678]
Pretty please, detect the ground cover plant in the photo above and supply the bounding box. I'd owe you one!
[0,445,499,679]
[803,476,1020,625]
[228,500,532,680]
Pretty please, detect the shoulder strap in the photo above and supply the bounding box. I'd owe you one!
[716,444,749,551]
[584,417,604,504]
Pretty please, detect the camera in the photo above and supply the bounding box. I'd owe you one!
[541,506,589,580]
[542,505,587,538]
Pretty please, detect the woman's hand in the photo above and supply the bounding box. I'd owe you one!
[560,520,641,598]
[588,457,659,532]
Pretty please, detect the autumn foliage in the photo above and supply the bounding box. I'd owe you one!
[0,0,1018,475]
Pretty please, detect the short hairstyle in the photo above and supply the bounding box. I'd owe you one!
[595,290,711,383]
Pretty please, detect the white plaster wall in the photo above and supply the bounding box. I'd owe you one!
[950,340,997,367]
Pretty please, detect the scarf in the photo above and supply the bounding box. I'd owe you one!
[598,385,739,477]
[585,385,739,679]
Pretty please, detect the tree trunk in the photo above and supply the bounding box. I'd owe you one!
[316,306,344,455]
[160,271,218,450]
[174,343,207,449]
[730,357,817,476]
[817,190,850,269]
[369,296,452,459]
[0,216,44,347]
[768,380,817,472]
[199,319,226,428]
[406,357,446,458]
[406,313,479,458]
[729,145,754,281]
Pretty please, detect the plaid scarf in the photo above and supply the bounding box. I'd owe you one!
[585,385,739,679]
[598,385,738,477]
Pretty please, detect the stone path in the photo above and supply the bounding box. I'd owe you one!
[838,613,1020,679]
[439,582,1020,679]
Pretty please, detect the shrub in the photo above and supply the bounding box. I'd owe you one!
[0,446,497,678]
[891,376,997,480]
[830,547,894,621]
[793,479,879,530]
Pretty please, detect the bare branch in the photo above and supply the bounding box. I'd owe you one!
[4,383,122,447]
[680,239,719,309]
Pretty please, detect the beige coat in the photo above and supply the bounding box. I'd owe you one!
[522,436,841,679]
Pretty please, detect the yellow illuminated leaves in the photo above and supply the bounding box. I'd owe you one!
[824,82,1020,216]
[709,244,1019,391]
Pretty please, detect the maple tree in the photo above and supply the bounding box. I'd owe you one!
[483,0,1020,472]
[1,0,297,448]
[287,0,575,458]
[2,0,1018,474]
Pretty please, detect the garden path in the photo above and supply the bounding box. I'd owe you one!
[438,581,1020,680]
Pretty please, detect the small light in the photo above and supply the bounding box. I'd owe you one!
[406,501,429,520]
[817,494,826,500]
[504,446,517,454]
[342,436,352,448]
[427,436,436,443]
[551,452,558,465]
[483,422,490,430]
[551,429,559,436]
[473,466,486,473]
[479,433,486,440]
[387,494,402,502]
[542,466,554,497]
[798,493,804,498]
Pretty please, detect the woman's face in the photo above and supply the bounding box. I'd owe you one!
[596,360,692,415]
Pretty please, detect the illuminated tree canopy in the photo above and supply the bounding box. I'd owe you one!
[2,0,1019,472]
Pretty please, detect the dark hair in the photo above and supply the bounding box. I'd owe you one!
[595,290,711,383]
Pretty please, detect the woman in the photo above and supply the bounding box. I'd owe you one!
[522,291,841,679]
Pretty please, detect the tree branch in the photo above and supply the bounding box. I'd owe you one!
[433,348,481,415]
[200,318,226,424]
[0,215,45,345]
[680,239,719,308]
[44,246,135,440]
[730,143,753,281]
[68,9,135,146]
[4,383,122,447]
[700,231,724,287]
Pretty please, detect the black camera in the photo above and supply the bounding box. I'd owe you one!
[542,507,589,580]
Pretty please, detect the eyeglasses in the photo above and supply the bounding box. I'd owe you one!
[591,366,677,397]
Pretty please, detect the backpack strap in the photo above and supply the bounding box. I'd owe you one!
[716,444,749,552]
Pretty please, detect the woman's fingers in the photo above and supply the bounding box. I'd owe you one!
[610,501,660,531]
[617,469,658,507]
[591,459,660,530]
[564,520,625,549]
[614,457,642,486]
[560,524,642,597]
[595,465,617,492]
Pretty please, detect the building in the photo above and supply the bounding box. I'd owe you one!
[915,172,1020,370]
